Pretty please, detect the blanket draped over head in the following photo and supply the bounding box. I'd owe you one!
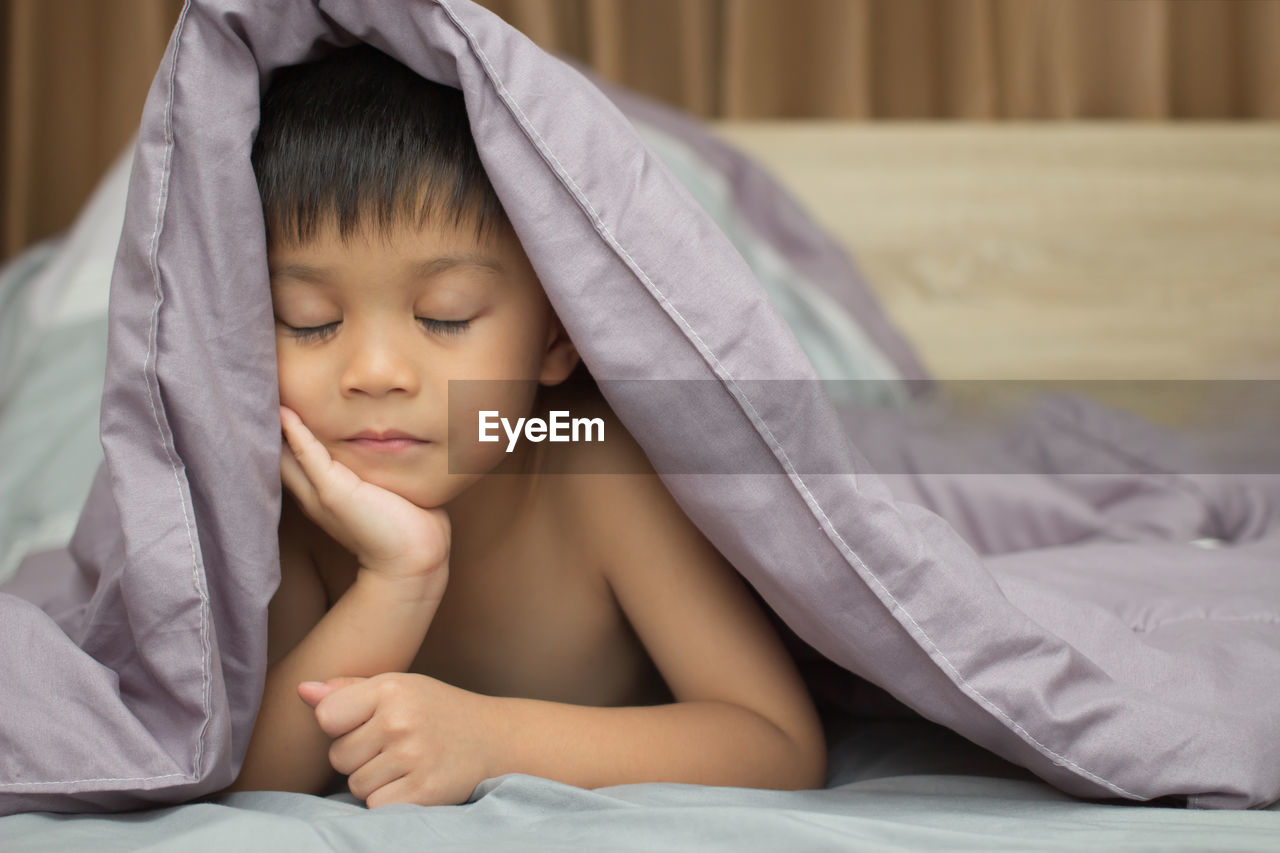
[2,0,1279,815]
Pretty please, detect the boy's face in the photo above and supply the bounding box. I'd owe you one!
[269,213,577,508]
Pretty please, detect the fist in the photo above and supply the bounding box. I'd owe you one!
[298,673,501,808]
[279,405,450,595]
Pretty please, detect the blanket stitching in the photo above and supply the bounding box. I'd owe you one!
[439,0,1140,801]
[1,0,206,792]
[1139,613,1280,631]
[142,0,210,790]
[1,775,188,790]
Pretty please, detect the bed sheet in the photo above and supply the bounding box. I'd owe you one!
[3,716,1277,852]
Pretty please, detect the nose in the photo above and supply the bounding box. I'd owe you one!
[339,327,420,398]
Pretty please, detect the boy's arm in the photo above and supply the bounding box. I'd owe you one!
[489,434,827,792]
[223,505,443,796]
[490,695,823,792]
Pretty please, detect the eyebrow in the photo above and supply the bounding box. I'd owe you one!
[269,253,505,285]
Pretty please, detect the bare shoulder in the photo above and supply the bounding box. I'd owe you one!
[540,378,653,479]
[558,409,697,577]
[549,389,827,782]
[527,380,652,571]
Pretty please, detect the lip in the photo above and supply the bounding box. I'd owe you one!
[347,429,426,441]
[342,429,431,453]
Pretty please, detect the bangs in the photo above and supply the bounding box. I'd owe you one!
[252,43,511,248]
[258,167,511,248]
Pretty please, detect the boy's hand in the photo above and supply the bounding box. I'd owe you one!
[298,674,501,808]
[280,405,450,596]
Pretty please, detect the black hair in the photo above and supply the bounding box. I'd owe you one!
[251,44,510,246]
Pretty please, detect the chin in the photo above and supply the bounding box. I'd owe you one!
[328,453,444,509]
[362,472,450,509]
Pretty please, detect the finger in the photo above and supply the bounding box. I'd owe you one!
[279,406,362,509]
[351,755,409,805]
[280,406,338,488]
[330,726,387,778]
[298,675,368,707]
[363,772,424,809]
[312,679,380,738]
[280,441,320,513]
[298,680,340,707]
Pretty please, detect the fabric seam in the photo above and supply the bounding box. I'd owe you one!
[145,0,212,789]
[1137,613,1280,632]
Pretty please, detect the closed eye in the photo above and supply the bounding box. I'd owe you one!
[419,318,471,336]
[285,321,339,343]
[279,317,471,343]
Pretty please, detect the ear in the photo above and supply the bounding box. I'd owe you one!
[538,314,580,387]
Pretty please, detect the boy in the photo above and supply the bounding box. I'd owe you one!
[224,44,826,807]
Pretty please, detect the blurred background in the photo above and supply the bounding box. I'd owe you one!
[2,0,1278,262]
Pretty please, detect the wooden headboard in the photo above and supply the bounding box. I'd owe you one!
[711,122,1280,384]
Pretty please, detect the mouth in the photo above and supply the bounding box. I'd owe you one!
[342,429,431,453]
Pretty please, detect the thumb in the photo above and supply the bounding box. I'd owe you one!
[297,676,365,707]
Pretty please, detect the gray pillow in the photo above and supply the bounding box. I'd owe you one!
[1,0,1277,816]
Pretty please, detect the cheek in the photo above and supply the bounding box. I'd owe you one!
[275,345,323,410]
[447,323,544,381]
[445,379,539,474]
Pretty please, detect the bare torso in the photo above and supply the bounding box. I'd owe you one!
[281,378,674,709]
